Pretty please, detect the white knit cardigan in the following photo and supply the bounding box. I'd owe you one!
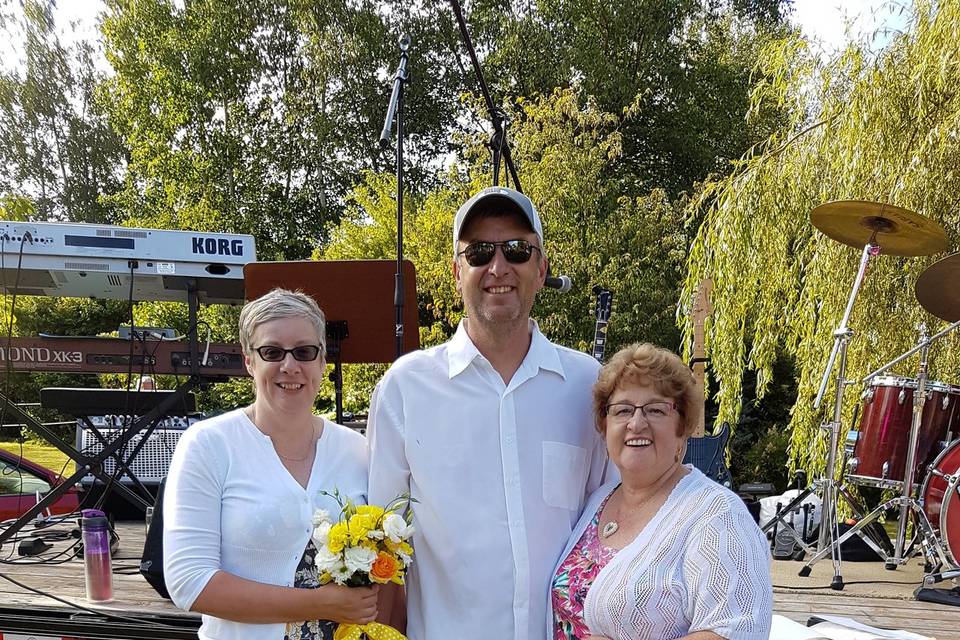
[547,467,772,640]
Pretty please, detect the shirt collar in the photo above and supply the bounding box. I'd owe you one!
[446,319,566,380]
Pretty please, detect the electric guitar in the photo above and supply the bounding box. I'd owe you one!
[684,279,733,487]
[691,279,712,437]
[592,287,613,363]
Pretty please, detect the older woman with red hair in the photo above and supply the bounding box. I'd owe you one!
[549,343,771,640]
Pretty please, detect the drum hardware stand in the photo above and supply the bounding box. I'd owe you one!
[794,242,878,589]
[922,467,960,585]
[803,320,960,576]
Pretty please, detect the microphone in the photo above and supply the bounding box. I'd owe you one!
[545,274,572,293]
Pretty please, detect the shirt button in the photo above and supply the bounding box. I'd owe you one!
[505,435,514,444]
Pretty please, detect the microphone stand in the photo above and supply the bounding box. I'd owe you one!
[380,34,411,360]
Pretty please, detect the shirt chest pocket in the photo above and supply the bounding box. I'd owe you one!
[542,441,589,511]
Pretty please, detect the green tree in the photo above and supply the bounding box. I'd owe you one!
[98,0,469,258]
[0,0,124,223]
[682,0,960,474]
[464,0,793,195]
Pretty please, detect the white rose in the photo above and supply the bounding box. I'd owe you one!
[383,513,414,543]
[312,521,332,548]
[312,509,332,525]
[314,544,343,574]
[343,545,377,575]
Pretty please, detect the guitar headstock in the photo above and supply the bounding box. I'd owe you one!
[692,278,713,320]
[592,286,613,323]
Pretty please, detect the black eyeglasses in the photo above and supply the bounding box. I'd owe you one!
[458,239,542,267]
[253,345,323,362]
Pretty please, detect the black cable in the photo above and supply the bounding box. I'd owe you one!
[0,234,32,560]
[0,570,186,628]
[93,261,145,512]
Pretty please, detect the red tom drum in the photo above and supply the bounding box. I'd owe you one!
[921,440,960,566]
[847,376,960,488]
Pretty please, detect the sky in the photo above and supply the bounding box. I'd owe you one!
[792,0,913,55]
[0,0,916,74]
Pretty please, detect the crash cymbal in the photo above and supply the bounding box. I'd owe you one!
[811,200,948,256]
[916,253,960,322]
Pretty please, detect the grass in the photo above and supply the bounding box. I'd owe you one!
[0,441,73,475]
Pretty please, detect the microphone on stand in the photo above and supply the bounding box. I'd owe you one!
[545,273,572,293]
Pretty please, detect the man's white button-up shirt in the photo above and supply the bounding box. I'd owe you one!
[368,321,613,640]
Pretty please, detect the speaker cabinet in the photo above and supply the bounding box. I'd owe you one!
[75,415,198,485]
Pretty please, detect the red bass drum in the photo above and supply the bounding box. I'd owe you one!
[922,439,960,567]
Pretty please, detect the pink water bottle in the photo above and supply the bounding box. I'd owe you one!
[81,509,114,602]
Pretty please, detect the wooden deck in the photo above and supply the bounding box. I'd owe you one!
[2,521,960,638]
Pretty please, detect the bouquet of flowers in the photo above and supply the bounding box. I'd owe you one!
[311,491,414,640]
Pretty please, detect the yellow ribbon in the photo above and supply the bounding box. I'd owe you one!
[333,622,407,640]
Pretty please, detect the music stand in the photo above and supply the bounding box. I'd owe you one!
[243,260,419,423]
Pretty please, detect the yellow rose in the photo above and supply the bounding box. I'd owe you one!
[385,539,413,556]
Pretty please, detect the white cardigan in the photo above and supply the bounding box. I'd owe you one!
[163,409,368,640]
[547,467,772,640]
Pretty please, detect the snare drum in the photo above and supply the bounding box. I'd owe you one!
[847,376,960,488]
[921,439,960,566]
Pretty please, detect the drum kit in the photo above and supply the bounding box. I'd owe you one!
[766,200,960,591]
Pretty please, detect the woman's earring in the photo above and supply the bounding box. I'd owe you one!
[674,444,683,463]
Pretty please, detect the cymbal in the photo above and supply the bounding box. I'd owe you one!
[916,253,960,322]
[810,200,947,256]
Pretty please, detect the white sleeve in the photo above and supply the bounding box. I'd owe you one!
[367,376,410,508]
[683,504,773,640]
[586,431,618,499]
[162,427,225,611]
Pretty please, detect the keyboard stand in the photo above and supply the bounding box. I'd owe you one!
[0,283,204,545]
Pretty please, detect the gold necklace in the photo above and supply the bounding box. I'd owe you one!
[274,447,312,462]
[601,464,680,538]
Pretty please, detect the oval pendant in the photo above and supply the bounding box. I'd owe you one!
[601,521,619,538]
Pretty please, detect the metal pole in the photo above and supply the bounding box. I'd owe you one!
[379,36,410,360]
[815,243,876,408]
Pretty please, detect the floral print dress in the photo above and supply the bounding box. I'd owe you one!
[551,492,618,640]
[285,540,337,640]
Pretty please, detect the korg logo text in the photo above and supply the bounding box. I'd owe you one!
[192,237,245,256]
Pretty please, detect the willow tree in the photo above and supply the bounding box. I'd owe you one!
[682,0,960,474]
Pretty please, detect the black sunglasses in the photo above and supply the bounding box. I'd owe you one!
[254,345,323,362]
[458,239,542,267]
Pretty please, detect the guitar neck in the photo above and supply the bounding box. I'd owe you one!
[690,278,712,437]
[592,321,608,363]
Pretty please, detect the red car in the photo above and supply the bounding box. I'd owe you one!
[0,448,80,522]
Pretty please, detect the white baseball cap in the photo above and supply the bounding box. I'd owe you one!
[452,186,544,255]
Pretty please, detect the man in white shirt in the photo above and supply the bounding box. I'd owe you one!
[368,186,612,640]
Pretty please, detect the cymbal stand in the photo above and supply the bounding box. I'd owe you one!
[764,243,878,587]
[810,242,878,588]
[802,320,960,576]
